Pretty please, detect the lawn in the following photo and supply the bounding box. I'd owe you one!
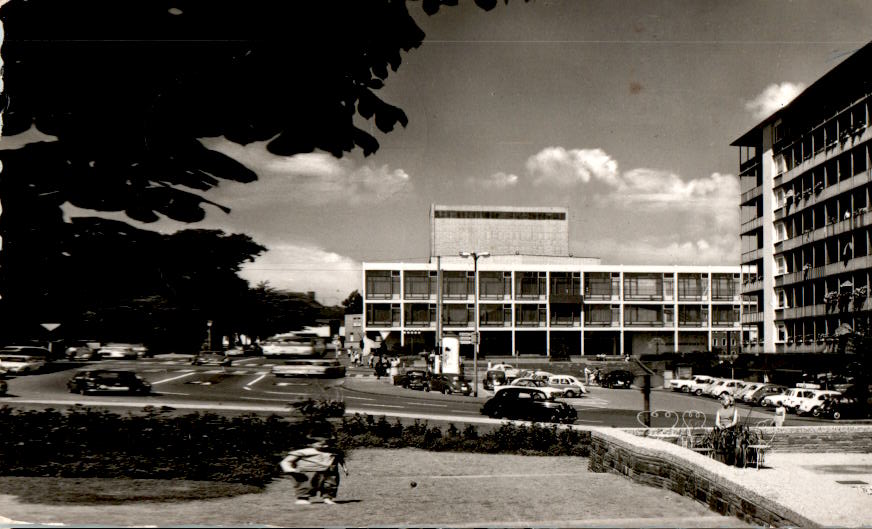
[0,449,747,527]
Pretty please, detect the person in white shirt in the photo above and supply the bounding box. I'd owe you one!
[715,395,738,429]
[280,438,348,505]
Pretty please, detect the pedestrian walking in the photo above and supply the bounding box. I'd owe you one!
[774,403,786,427]
[280,438,348,505]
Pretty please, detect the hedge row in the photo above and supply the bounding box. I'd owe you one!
[0,404,591,486]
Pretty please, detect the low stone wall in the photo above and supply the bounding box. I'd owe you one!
[588,428,815,527]
[625,424,872,453]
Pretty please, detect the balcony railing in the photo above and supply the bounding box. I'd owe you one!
[585,320,620,327]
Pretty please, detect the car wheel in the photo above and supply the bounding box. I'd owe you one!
[402,383,409,389]
[564,390,576,398]
[811,407,821,417]
[489,408,502,419]
[681,386,690,393]
[549,412,562,424]
[694,389,703,396]
[424,386,430,392]
[833,411,842,420]
[79,388,87,395]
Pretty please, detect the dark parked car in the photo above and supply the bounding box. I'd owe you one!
[600,370,635,389]
[480,387,577,424]
[396,369,430,390]
[818,395,869,420]
[191,353,232,367]
[67,370,151,395]
[428,373,472,395]
[483,369,508,391]
[0,378,7,396]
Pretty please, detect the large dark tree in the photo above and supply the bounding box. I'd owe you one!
[0,0,511,339]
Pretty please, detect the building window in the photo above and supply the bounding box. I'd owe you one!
[480,304,511,326]
[366,271,399,299]
[443,271,471,299]
[775,256,787,275]
[404,303,435,327]
[678,273,708,301]
[585,272,614,299]
[623,273,663,300]
[624,305,664,326]
[678,305,708,327]
[443,304,473,326]
[516,272,546,299]
[711,274,737,301]
[366,303,400,326]
[479,271,510,299]
[403,271,434,299]
[515,304,546,326]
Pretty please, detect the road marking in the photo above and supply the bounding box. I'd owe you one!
[261,390,314,396]
[447,410,481,415]
[246,373,268,387]
[204,370,224,374]
[359,403,404,409]
[152,372,196,385]
[405,402,448,407]
[344,396,374,401]
[240,396,304,402]
[155,391,190,396]
[142,369,166,373]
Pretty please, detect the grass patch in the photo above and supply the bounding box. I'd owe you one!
[0,476,261,505]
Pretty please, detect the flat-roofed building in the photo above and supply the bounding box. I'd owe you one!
[732,41,872,354]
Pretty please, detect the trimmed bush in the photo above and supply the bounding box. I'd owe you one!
[0,405,591,486]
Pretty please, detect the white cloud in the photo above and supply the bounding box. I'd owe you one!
[525,147,619,187]
[238,243,361,306]
[468,172,519,189]
[201,137,412,206]
[745,82,806,120]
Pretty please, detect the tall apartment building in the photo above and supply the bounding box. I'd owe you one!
[733,41,872,354]
[364,205,742,358]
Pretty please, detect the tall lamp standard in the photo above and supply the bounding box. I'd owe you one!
[460,251,489,396]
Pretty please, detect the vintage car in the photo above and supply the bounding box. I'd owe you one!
[600,370,635,389]
[0,354,47,375]
[481,387,577,424]
[396,369,430,391]
[67,370,151,395]
[427,374,472,395]
[271,358,345,378]
[495,377,565,399]
[546,375,587,398]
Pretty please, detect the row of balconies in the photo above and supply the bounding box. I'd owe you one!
[778,209,872,253]
[775,254,872,287]
[371,291,739,302]
[773,122,870,188]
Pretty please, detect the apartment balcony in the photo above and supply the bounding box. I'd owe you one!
[712,321,741,328]
[740,216,763,235]
[367,320,400,328]
[741,311,764,324]
[775,255,872,288]
[677,321,707,328]
[777,125,871,187]
[585,320,620,328]
[741,278,763,293]
[549,317,581,328]
[516,320,547,328]
[741,248,764,263]
[781,209,872,253]
[741,185,762,205]
[550,293,583,304]
[781,303,828,320]
[404,320,435,328]
[624,320,667,327]
[585,293,619,301]
[480,320,512,328]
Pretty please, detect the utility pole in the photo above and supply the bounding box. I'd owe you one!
[460,251,489,397]
[436,255,442,356]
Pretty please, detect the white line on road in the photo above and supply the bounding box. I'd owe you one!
[240,396,304,402]
[152,372,197,385]
[360,403,404,409]
[154,391,190,396]
[405,402,448,407]
[344,396,374,401]
[204,370,225,374]
[246,373,267,387]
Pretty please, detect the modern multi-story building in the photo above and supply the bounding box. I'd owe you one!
[363,205,743,358]
[733,41,872,354]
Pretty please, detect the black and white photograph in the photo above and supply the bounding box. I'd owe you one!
[0,0,871,527]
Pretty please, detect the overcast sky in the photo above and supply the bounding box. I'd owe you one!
[55,0,872,305]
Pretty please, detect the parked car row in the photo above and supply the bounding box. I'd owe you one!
[483,365,590,397]
[669,373,869,420]
[394,370,473,396]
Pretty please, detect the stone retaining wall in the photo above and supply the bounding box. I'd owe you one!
[588,428,815,527]
[625,424,872,453]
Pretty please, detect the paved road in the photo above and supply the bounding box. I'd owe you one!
[0,357,828,428]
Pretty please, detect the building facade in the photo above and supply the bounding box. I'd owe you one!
[431,204,571,258]
[733,41,872,354]
[362,260,742,358]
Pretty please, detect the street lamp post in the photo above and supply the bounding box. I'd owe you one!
[460,251,489,397]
